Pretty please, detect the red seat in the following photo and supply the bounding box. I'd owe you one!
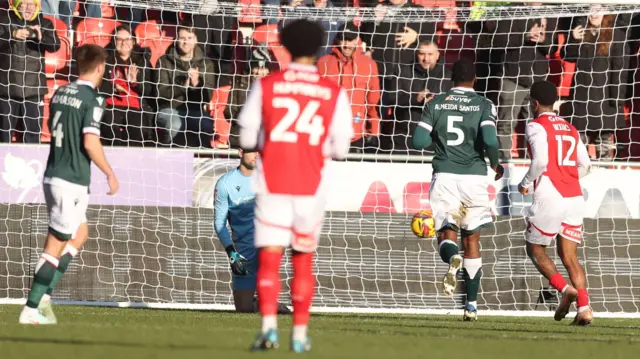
[45,37,71,75]
[210,85,232,148]
[42,79,70,142]
[252,24,280,46]
[135,20,176,67]
[253,25,290,69]
[44,15,68,40]
[76,18,120,47]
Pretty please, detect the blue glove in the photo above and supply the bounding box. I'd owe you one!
[225,245,247,276]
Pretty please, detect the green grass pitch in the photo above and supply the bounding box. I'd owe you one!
[1,306,640,359]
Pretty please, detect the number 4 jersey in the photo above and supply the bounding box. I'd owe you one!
[238,63,354,196]
[44,80,105,192]
[520,112,591,197]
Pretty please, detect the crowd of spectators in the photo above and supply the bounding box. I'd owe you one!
[1,0,640,161]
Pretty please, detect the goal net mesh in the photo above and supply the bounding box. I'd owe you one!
[1,0,640,315]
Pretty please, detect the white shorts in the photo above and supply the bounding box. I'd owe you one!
[429,173,492,233]
[525,176,584,246]
[43,183,89,240]
[254,192,327,253]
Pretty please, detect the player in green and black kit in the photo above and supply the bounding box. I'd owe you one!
[19,44,119,325]
[412,59,503,322]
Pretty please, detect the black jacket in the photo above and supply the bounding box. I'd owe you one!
[359,3,437,79]
[492,15,557,88]
[561,26,630,132]
[99,45,155,108]
[387,62,452,126]
[0,12,60,99]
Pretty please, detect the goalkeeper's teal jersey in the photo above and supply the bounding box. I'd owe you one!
[213,168,257,261]
[419,87,497,176]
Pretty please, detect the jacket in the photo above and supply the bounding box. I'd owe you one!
[156,44,217,109]
[317,47,381,141]
[0,11,60,99]
[561,26,630,132]
[387,62,453,131]
[99,46,154,110]
[359,3,437,78]
[492,15,557,88]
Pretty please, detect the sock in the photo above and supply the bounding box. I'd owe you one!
[257,249,283,333]
[463,257,482,304]
[46,244,79,296]
[26,254,59,309]
[577,288,590,310]
[291,251,314,338]
[438,240,459,264]
[292,325,308,343]
[549,273,569,294]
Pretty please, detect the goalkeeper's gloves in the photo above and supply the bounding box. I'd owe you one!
[225,245,248,276]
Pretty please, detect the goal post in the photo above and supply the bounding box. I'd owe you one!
[2,0,640,318]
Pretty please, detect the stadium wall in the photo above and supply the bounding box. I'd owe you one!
[1,205,639,313]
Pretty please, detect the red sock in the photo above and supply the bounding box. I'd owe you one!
[257,249,283,317]
[549,273,568,293]
[577,289,590,309]
[291,251,314,326]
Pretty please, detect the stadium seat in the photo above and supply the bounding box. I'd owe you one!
[135,20,176,67]
[76,18,120,47]
[210,85,232,148]
[41,79,70,143]
[252,24,279,46]
[253,24,291,69]
[45,36,71,75]
[44,15,69,40]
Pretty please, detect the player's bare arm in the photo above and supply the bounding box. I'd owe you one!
[84,134,118,195]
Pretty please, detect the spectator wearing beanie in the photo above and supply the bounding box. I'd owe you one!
[317,24,381,153]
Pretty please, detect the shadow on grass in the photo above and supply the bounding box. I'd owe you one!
[0,336,208,350]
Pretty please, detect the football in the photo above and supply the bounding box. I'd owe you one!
[411,210,436,239]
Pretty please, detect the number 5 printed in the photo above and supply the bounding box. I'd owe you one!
[271,97,325,146]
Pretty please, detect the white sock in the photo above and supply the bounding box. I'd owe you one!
[463,258,482,279]
[578,306,591,313]
[41,294,51,303]
[292,325,308,342]
[63,244,79,257]
[467,301,477,308]
[262,315,277,333]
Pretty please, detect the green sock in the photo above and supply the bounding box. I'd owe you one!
[463,268,482,303]
[439,240,459,264]
[26,255,59,309]
[46,252,74,296]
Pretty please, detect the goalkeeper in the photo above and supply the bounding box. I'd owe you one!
[214,150,290,314]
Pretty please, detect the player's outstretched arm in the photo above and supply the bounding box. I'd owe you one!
[412,101,433,150]
[329,89,354,159]
[238,80,263,152]
[576,136,592,178]
[84,134,118,195]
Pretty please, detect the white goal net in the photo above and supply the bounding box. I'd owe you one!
[1,0,640,317]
